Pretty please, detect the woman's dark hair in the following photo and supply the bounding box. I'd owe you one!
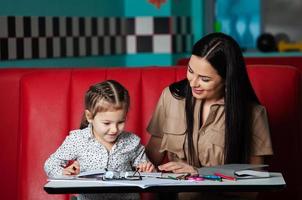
[80,80,130,129]
[170,32,260,165]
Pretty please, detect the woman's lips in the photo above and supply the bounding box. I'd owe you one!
[192,88,204,95]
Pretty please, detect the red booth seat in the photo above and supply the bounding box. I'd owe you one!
[177,56,302,73]
[0,65,301,200]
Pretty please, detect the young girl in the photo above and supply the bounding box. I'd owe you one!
[45,80,154,200]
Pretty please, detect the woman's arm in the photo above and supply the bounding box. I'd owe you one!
[250,155,264,164]
[145,136,166,166]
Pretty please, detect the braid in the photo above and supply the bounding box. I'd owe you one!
[79,80,130,129]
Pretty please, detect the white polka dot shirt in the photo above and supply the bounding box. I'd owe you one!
[44,126,149,177]
[44,126,148,200]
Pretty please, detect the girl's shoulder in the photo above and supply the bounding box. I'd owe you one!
[68,127,91,140]
[118,131,141,145]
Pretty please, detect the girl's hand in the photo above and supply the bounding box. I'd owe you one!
[158,161,198,175]
[63,161,80,176]
[137,162,156,172]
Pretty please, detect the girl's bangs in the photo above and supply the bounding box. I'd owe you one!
[93,100,125,115]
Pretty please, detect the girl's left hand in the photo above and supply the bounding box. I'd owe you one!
[137,162,156,172]
[63,161,80,176]
[158,161,198,175]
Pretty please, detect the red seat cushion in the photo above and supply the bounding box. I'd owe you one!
[0,69,36,200]
[17,65,301,200]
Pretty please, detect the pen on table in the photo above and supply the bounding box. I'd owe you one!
[214,173,236,181]
[202,175,222,181]
[176,173,190,180]
[167,175,178,180]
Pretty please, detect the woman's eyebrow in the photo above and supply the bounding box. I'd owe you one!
[200,75,211,78]
[188,65,211,78]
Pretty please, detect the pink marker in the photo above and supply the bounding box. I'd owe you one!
[187,176,204,181]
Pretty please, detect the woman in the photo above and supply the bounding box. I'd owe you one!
[146,32,273,199]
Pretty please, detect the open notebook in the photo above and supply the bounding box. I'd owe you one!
[198,164,270,180]
[49,169,187,180]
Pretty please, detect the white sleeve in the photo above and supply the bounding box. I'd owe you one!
[44,133,78,177]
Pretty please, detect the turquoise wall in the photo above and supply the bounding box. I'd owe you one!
[124,0,171,17]
[192,0,204,43]
[0,0,202,68]
[124,0,197,66]
[0,0,124,16]
[0,0,126,68]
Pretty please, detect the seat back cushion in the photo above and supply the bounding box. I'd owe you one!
[18,66,301,200]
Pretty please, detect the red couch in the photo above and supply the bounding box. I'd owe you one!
[0,65,301,200]
[177,56,302,73]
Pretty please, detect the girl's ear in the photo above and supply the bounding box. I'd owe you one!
[85,110,93,123]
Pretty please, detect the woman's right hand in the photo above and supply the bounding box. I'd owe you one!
[158,161,198,175]
[63,161,80,176]
[137,162,156,172]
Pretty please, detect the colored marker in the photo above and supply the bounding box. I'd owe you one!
[214,173,236,181]
[202,175,222,181]
[187,176,204,181]
[167,175,178,180]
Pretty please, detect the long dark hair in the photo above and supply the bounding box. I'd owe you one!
[170,32,260,165]
[80,80,130,129]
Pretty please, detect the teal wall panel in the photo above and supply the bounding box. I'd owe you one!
[192,0,204,43]
[0,0,199,67]
[126,54,172,67]
[124,0,171,17]
[171,0,191,16]
[0,56,125,68]
[0,0,124,16]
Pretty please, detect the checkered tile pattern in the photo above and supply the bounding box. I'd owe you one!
[0,16,192,60]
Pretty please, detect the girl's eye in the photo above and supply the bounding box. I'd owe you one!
[188,67,193,73]
[103,122,110,125]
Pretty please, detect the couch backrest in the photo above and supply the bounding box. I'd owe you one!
[0,69,38,200]
[17,65,301,200]
[177,57,302,73]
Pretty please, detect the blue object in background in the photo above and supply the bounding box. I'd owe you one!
[215,0,260,50]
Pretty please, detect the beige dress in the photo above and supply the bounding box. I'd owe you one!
[147,87,273,200]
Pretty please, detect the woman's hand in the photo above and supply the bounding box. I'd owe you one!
[158,161,198,175]
[62,161,80,176]
[137,162,156,172]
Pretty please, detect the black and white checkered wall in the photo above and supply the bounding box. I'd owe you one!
[0,16,192,61]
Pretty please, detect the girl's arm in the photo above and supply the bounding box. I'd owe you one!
[62,161,80,175]
[131,137,156,172]
[44,134,78,177]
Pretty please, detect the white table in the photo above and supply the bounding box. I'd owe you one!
[44,172,286,194]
